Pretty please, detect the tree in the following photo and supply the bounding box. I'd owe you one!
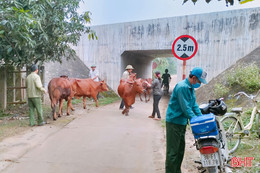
[183,0,254,6]
[0,0,96,67]
[152,57,177,77]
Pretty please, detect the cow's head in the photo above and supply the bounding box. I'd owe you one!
[134,78,144,94]
[146,78,152,84]
[129,73,137,81]
[100,80,109,91]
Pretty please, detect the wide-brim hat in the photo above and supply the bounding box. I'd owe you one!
[190,67,207,84]
[125,65,134,70]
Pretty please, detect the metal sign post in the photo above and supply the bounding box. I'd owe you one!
[183,60,186,79]
[172,35,198,79]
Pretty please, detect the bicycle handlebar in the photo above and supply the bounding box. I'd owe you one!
[234,90,260,101]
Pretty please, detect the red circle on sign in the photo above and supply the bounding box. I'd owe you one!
[172,35,198,61]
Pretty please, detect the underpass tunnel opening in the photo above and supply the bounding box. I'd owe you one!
[121,50,177,80]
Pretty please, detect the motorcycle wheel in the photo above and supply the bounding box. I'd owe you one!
[221,116,242,154]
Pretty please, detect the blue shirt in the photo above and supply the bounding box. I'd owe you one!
[166,78,202,125]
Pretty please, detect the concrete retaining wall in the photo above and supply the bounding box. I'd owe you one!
[74,7,260,91]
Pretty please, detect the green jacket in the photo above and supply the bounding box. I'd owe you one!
[26,72,46,98]
[166,78,202,125]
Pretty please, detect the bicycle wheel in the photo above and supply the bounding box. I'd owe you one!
[256,113,260,138]
[221,116,242,154]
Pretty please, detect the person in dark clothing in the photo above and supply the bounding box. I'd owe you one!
[148,71,162,120]
[162,69,171,94]
[165,67,207,173]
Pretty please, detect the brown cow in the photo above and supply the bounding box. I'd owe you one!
[117,74,144,116]
[70,78,109,109]
[139,78,152,102]
[48,77,73,120]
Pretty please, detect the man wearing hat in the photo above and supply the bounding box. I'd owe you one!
[165,67,207,173]
[119,65,134,109]
[89,65,100,100]
[26,64,47,126]
[89,65,99,82]
[121,65,134,79]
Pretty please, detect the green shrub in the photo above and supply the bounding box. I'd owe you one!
[0,110,11,119]
[214,83,229,98]
[227,64,260,92]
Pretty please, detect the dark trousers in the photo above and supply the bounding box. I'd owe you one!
[152,95,161,118]
[119,99,124,109]
[165,122,186,173]
[162,82,170,93]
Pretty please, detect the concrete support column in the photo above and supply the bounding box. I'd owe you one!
[0,67,7,109]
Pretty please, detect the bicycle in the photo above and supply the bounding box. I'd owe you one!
[220,90,260,154]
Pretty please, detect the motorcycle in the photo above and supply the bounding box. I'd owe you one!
[190,99,233,173]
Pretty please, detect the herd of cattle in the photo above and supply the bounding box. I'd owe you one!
[47,74,152,120]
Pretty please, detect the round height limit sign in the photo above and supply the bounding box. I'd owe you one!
[172,35,198,61]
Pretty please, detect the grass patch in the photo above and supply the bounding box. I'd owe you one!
[161,119,166,128]
[212,64,260,98]
[0,110,11,119]
[63,94,120,107]
[0,119,30,142]
[226,64,260,92]
[98,96,120,106]
[214,83,229,98]
[230,138,260,173]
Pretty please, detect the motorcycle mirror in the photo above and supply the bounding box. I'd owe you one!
[199,104,208,109]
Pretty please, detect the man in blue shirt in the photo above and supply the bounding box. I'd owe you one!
[165,67,207,173]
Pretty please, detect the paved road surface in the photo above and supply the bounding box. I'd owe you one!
[0,98,167,173]
[0,75,200,173]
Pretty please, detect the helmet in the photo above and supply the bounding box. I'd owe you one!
[209,100,227,115]
[125,65,134,70]
[199,103,211,114]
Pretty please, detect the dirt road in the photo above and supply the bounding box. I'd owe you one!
[0,75,200,173]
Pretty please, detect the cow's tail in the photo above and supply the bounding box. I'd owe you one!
[48,84,52,100]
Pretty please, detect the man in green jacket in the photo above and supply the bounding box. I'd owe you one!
[26,64,47,126]
[165,67,207,173]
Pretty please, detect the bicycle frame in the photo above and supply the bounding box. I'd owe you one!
[244,106,259,130]
[221,113,246,137]
[223,109,259,137]
[221,90,260,153]
[230,90,260,134]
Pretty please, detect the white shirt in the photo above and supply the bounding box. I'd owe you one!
[121,70,130,79]
[89,69,99,82]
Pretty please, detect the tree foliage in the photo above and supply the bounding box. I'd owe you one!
[182,0,252,6]
[153,58,177,77]
[0,0,96,67]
